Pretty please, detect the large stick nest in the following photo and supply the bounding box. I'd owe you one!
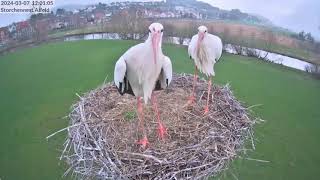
[60,73,258,179]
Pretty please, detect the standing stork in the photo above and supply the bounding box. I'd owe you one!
[114,23,172,148]
[187,25,223,114]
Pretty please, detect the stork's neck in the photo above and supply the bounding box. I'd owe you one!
[146,35,163,53]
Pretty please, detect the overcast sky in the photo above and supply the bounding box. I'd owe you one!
[0,0,319,38]
[201,0,320,38]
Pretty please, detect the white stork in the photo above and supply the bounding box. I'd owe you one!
[187,25,223,114]
[114,23,172,148]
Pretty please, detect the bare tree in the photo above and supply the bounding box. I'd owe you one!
[265,30,276,51]
[258,30,276,59]
[305,64,320,79]
[315,42,320,54]
[233,27,244,55]
[161,21,175,37]
[160,21,175,43]
[34,20,49,42]
[159,20,198,44]
[249,31,256,47]
[222,26,231,44]
[71,14,81,29]
[30,14,49,42]
[110,8,148,40]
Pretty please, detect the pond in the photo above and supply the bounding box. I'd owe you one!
[224,44,312,71]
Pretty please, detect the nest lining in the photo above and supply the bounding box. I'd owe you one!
[59,73,257,179]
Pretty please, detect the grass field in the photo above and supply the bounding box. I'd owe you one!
[0,40,319,180]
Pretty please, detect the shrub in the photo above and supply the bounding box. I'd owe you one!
[305,64,320,79]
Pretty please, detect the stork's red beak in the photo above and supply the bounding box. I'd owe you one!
[152,31,160,64]
[196,32,205,53]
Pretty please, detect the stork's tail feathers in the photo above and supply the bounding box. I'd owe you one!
[114,56,126,94]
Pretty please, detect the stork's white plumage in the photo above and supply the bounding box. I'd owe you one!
[114,23,172,148]
[187,25,223,114]
[188,26,222,76]
[114,23,172,104]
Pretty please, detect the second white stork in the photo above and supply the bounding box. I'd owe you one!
[187,25,223,114]
[114,23,172,148]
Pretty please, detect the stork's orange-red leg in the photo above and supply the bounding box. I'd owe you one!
[151,93,167,140]
[204,77,212,115]
[187,65,198,105]
[136,97,149,148]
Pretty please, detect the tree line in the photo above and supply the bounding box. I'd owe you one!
[291,31,315,43]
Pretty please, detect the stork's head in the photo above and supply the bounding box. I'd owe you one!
[197,25,208,51]
[198,26,208,33]
[149,22,164,64]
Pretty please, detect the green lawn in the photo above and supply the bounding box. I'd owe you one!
[0,40,319,180]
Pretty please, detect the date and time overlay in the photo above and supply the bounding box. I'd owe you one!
[0,0,55,13]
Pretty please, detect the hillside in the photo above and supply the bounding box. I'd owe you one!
[164,0,273,26]
[53,0,273,26]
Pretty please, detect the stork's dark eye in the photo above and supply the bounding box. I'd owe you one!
[161,29,164,32]
[205,30,207,33]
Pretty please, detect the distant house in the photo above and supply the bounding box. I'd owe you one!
[73,9,79,14]
[0,27,9,43]
[105,12,112,17]
[51,22,66,30]
[84,6,95,13]
[87,14,95,23]
[16,21,34,40]
[57,14,86,29]
[51,14,79,30]
[8,23,17,39]
[8,23,16,33]
[145,9,176,18]
[94,11,105,23]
